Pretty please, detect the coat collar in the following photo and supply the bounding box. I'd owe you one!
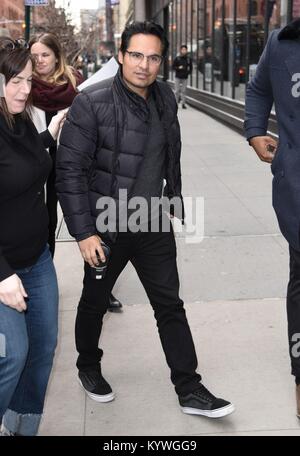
[277,19,300,75]
[278,18,300,40]
[113,68,165,121]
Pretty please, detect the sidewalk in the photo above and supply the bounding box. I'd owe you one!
[39,106,300,436]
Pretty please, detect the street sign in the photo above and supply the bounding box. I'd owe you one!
[24,0,48,5]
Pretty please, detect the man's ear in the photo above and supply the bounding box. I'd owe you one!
[118,50,124,65]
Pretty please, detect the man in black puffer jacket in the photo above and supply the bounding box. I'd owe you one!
[56,21,234,418]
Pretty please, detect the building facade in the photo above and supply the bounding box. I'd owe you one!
[0,0,24,39]
[112,0,131,50]
[147,0,300,132]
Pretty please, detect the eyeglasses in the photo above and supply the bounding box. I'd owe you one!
[0,38,29,52]
[125,51,163,66]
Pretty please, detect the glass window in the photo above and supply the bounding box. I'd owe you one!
[293,0,300,18]
[187,0,193,86]
[181,0,186,46]
[171,0,181,76]
[167,0,289,100]
[191,0,199,88]
[169,1,174,81]
[195,0,206,90]
[213,0,223,95]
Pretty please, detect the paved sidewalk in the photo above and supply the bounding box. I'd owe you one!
[39,107,300,436]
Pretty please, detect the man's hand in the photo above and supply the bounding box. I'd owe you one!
[0,274,27,312]
[78,235,107,267]
[249,136,278,163]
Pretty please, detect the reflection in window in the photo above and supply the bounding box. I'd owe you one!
[293,0,300,19]
[167,0,288,102]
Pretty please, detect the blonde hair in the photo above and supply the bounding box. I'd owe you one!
[29,33,77,88]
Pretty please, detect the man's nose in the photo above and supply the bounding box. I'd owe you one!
[139,56,149,69]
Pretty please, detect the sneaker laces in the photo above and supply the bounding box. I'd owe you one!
[193,384,217,402]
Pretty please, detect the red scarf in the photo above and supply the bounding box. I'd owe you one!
[31,71,83,112]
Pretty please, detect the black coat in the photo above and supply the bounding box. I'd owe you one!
[56,70,183,242]
[172,55,193,79]
[245,18,300,250]
[0,115,54,281]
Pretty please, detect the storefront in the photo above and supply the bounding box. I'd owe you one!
[148,0,300,132]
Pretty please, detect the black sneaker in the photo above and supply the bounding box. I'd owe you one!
[78,369,115,403]
[0,425,22,436]
[179,383,235,418]
[108,293,123,313]
[0,425,14,436]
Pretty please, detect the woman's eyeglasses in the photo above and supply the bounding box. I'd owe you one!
[0,39,29,52]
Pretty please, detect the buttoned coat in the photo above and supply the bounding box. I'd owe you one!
[245,19,300,250]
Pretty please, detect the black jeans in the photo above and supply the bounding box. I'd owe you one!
[287,245,300,378]
[75,226,202,396]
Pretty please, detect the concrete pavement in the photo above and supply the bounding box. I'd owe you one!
[38,106,300,436]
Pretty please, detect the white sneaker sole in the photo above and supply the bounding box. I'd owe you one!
[181,403,235,419]
[78,378,115,403]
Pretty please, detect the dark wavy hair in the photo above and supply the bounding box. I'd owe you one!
[120,21,169,57]
[0,37,35,127]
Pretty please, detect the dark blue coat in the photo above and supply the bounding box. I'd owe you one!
[245,19,300,250]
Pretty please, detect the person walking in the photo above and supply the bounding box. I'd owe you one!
[56,21,234,418]
[172,45,192,109]
[245,17,300,418]
[0,37,64,436]
[29,33,122,312]
[29,33,83,258]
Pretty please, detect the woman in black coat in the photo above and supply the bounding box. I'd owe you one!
[29,33,122,311]
[0,38,65,436]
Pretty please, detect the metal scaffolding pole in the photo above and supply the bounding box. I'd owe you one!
[106,0,114,42]
[25,5,31,41]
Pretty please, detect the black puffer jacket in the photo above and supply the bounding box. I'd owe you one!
[56,70,183,242]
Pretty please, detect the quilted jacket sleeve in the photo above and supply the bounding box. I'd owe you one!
[56,92,98,241]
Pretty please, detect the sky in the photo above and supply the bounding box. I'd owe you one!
[56,0,105,27]
[69,0,103,9]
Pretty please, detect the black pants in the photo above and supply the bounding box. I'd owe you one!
[75,226,202,396]
[287,245,300,378]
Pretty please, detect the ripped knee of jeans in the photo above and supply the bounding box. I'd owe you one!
[0,333,6,357]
